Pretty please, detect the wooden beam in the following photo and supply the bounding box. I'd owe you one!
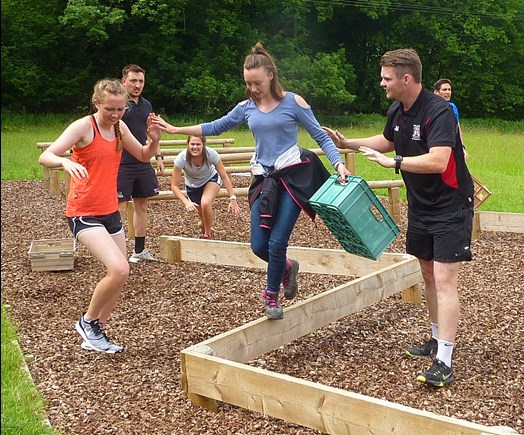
[478,211,524,233]
[173,238,510,433]
[159,237,414,276]
[180,257,421,363]
[181,352,513,435]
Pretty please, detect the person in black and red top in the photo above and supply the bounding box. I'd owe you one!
[323,48,474,387]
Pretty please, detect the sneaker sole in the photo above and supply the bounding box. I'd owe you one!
[266,312,284,320]
[80,341,122,354]
[75,321,111,352]
[129,256,156,263]
[416,373,455,387]
[405,349,435,358]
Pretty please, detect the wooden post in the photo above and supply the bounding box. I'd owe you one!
[402,283,422,304]
[344,151,356,175]
[49,170,61,197]
[181,346,217,411]
[64,172,71,198]
[42,166,50,190]
[472,211,481,240]
[388,187,401,224]
[126,201,135,239]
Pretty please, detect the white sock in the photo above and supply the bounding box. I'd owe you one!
[436,339,454,367]
[431,323,439,340]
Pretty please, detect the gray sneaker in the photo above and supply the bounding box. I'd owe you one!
[75,315,122,353]
[129,249,154,263]
[81,337,123,353]
[282,259,299,300]
[262,289,284,320]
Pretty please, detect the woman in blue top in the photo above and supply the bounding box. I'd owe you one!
[153,42,351,320]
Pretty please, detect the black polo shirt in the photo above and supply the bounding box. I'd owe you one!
[120,96,153,165]
[383,89,473,214]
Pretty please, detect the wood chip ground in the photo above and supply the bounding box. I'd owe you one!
[1,179,522,434]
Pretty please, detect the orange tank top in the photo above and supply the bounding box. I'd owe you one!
[66,115,122,217]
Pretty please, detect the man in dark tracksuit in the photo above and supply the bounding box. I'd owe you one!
[323,48,474,387]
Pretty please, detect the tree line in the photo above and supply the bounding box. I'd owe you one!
[2,0,523,120]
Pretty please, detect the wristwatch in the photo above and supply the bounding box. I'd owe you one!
[155,153,164,160]
[394,155,403,174]
[229,195,237,201]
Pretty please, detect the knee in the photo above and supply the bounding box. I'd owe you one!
[109,262,129,285]
[251,240,268,259]
[268,238,287,257]
[200,200,213,212]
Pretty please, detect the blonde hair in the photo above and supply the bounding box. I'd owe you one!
[91,78,127,151]
[243,42,284,102]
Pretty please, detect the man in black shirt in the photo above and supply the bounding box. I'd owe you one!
[323,48,474,387]
[117,64,164,262]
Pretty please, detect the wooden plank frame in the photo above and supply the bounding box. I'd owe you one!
[159,237,515,434]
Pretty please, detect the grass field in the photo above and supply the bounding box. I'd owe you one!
[0,113,522,434]
[2,113,522,212]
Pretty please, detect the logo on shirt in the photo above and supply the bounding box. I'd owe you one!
[394,125,400,132]
[412,124,421,141]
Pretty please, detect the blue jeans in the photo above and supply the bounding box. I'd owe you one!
[250,191,301,292]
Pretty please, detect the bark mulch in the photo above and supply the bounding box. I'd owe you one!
[1,179,522,434]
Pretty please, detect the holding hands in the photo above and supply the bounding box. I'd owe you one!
[151,115,177,134]
[146,113,162,141]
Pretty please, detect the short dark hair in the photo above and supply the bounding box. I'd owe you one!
[434,78,452,92]
[380,48,422,83]
[122,64,145,78]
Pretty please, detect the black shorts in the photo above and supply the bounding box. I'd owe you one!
[68,211,124,239]
[406,206,474,263]
[117,163,159,201]
[186,173,221,205]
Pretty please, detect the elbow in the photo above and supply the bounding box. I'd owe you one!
[436,162,449,174]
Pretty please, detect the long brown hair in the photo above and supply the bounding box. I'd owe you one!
[243,42,284,102]
[91,78,127,151]
[185,135,208,168]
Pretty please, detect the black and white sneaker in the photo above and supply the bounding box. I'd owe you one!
[76,315,123,353]
[405,337,438,358]
[416,359,455,387]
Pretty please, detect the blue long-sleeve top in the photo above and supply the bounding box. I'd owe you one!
[201,92,342,169]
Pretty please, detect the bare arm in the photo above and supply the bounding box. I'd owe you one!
[322,126,394,154]
[215,160,240,216]
[39,117,92,180]
[360,145,452,174]
[170,165,198,212]
[121,114,161,161]
[150,115,203,136]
